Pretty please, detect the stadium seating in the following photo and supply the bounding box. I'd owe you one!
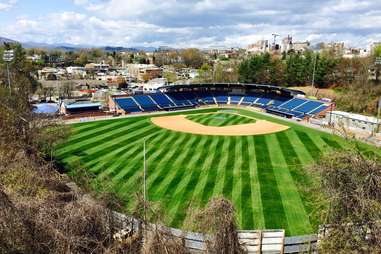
[166,92,194,107]
[149,93,176,108]
[134,95,160,112]
[241,95,259,105]
[113,89,330,120]
[229,95,243,104]
[214,93,229,104]
[114,98,142,113]
[278,98,308,111]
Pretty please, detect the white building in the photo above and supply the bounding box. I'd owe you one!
[66,66,87,78]
[142,78,167,92]
[325,111,381,133]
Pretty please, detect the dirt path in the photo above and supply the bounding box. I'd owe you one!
[151,115,289,136]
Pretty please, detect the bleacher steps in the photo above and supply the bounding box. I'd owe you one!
[238,96,245,106]
[291,100,309,111]
[228,96,231,105]
[164,93,178,106]
[307,104,325,115]
[130,97,144,111]
[148,94,162,109]
[213,96,217,105]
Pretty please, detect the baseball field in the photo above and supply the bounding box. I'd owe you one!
[55,108,379,236]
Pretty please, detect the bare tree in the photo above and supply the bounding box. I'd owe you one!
[312,150,381,253]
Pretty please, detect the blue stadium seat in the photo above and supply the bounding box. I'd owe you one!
[279,98,307,110]
[308,105,329,115]
[114,98,142,113]
[198,92,216,104]
[293,101,324,114]
[134,95,160,112]
[149,93,175,108]
[230,95,243,104]
[241,95,259,105]
[166,93,193,106]
[215,93,228,104]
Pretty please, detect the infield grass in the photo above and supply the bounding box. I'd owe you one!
[55,108,380,236]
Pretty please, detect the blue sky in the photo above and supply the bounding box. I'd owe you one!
[1,0,381,48]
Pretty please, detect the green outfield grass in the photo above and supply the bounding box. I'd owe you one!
[55,108,380,236]
[186,112,256,126]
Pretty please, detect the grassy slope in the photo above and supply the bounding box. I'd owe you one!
[55,108,380,236]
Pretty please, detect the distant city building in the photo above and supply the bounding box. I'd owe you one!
[127,64,163,82]
[343,48,369,58]
[281,35,310,53]
[247,40,269,54]
[320,42,345,57]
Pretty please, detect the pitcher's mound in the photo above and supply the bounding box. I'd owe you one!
[151,115,289,136]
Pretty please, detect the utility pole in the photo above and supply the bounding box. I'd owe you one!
[3,49,14,94]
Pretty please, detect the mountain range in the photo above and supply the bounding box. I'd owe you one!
[0,36,157,52]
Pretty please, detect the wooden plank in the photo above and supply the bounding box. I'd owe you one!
[262,238,284,244]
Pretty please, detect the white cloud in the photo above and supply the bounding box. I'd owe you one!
[2,0,381,48]
[0,0,16,11]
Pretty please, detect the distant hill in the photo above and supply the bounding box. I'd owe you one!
[0,37,19,45]
[1,36,159,52]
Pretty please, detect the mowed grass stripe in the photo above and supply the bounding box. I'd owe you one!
[79,125,160,164]
[267,134,311,236]
[121,131,191,194]
[254,135,288,231]
[233,137,243,226]
[189,136,220,209]
[56,120,148,158]
[95,130,171,180]
[63,118,139,148]
[212,137,231,196]
[276,131,316,233]
[294,131,322,162]
[155,135,204,199]
[240,136,254,229]
[320,136,343,149]
[222,137,237,200]
[248,136,265,229]
[200,136,225,205]
[147,133,197,197]
[170,136,214,227]
[110,131,181,195]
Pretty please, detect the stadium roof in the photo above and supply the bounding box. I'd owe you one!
[64,101,102,109]
[159,83,305,95]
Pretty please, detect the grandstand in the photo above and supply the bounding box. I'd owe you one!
[110,84,332,120]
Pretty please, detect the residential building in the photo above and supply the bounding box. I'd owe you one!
[142,78,167,92]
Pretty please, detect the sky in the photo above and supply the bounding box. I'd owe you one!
[0,0,381,49]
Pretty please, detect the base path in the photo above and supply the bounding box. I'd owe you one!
[151,115,289,136]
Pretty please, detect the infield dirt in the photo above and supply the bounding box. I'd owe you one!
[151,114,289,136]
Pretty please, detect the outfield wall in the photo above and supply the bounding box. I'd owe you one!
[112,211,317,254]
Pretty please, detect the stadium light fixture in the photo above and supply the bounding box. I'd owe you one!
[2,49,14,94]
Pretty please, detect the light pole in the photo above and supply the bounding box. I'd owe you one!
[311,53,317,89]
[143,138,148,222]
[3,50,14,94]
[377,97,381,134]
